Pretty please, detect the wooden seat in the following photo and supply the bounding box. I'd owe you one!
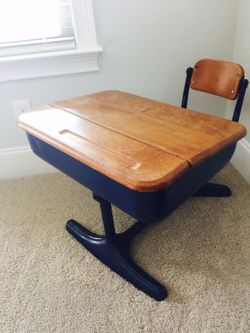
[181,58,248,122]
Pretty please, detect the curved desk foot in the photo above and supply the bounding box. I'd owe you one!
[66,195,167,301]
[193,182,232,197]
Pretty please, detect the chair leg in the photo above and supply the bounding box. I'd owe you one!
[193,182,232,197]
[66,194,167,301]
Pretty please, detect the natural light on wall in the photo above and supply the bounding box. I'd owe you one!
[0,0,102,81]
[0,0,76,56]
[0,0,61,43]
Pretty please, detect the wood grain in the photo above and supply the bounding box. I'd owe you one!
[190,59,244,99]
[18,91,246,192]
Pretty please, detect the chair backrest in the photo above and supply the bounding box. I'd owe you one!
[181,58,249,122]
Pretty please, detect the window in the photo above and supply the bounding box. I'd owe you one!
[0,0,102,81]
[0,0,76,57]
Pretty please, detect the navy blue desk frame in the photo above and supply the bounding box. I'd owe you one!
[27,134,236,301]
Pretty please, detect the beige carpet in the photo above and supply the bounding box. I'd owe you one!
[0,164,249,333]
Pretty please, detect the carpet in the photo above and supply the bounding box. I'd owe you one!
[0,164,249,333]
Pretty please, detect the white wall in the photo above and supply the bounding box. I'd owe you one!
[228,0,250,183]
[0,0,239,178]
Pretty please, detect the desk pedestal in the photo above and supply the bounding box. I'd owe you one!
[27,134,235,300]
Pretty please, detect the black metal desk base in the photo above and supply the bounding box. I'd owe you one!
[66,183,231,301]
[66,194,167,301]
[27,135,236,301]
[194,182,232,197]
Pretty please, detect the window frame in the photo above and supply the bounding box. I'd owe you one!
[0,0,102,82]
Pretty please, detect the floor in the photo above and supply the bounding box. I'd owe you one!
[0,164,249,333]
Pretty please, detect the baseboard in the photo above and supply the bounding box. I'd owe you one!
[0,145,57,180]
[231,138,250,183]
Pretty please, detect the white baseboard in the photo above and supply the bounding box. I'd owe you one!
[231,138,250,183]
[0,145,57,180]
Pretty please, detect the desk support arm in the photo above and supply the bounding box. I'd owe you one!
[66,194,167,301]
[193,183,232,197]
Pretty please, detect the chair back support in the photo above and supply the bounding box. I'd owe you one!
[181,58,249,122]
[191,59,244,100]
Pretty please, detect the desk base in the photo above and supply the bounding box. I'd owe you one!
[27,134,236,223]
[66,194,167,301]
[194,183,232,197]
[26,134,236,300]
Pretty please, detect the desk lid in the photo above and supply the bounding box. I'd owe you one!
[18,91,246,191]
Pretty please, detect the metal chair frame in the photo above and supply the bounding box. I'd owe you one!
[181,63,248,198]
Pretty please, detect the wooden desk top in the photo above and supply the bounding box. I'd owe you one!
[18,91,246,192]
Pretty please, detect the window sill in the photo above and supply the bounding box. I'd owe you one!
[0,47,102,82]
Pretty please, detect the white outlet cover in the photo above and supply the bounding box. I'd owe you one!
[12,100,31,117]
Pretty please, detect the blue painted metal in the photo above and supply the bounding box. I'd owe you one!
[67,194,167,301]
[193,182,232,197]
[27,133,236,300]
[181,67,193,108]
[27,134,236,223]
[232,78,249,122]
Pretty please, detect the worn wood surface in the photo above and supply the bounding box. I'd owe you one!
[18,91,246,191]
[190,59,244,99]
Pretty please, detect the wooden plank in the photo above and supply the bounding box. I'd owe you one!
[94,92,244,140]
[18,91,246,191]
[53,91,246,165]
[190,59,244,100]
[18,108,189,192]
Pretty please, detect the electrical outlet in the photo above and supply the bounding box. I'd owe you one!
[12,99,31,118]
